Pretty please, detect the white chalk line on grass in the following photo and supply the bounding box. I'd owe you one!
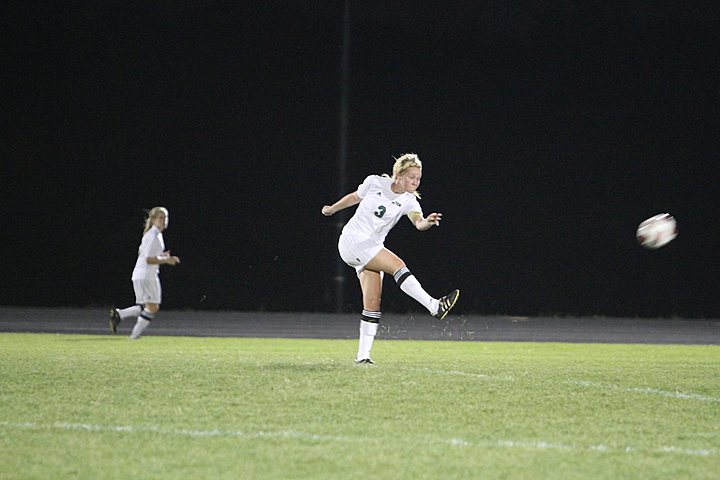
[0,421,346,443]
[411,367,720,403]
[410,367,515,382]
[0,421,715,458]
[565,380,720,403]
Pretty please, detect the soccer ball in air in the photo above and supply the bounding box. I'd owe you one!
[636,213,677,249]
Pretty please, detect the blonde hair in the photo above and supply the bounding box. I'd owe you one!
[144,206,169,233]
[388,153,422,198]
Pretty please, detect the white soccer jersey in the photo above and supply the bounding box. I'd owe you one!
[342,175,423,245]
[131,225,165,280]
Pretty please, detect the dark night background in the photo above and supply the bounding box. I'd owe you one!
[3,1,719,318]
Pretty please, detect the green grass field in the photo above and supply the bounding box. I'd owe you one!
[0,333,718,479]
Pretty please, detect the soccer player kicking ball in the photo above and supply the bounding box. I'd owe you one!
[322,153,459,364]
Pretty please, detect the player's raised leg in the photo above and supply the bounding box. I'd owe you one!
[364,248,458,318]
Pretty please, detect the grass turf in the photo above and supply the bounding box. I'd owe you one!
[0,333,718,479]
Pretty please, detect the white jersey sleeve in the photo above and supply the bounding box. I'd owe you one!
[356,175,375,199]
[404,195,423,218]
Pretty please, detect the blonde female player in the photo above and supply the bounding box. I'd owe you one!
[322,153,459,364]
[109,206,180,339]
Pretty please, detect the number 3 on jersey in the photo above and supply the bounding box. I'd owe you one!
[374,205,386,218]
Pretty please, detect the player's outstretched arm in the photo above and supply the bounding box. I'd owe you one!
[410,211,442,231]
[322,192,361,216]
[146,255,181,266]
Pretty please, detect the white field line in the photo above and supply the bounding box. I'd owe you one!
[0,421,347,442]
[0,420,715,458]
[410,367,515,382]
[565,380,720,403]
[412,367,720,403]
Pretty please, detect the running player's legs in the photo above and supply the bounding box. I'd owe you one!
[130,279,161,339]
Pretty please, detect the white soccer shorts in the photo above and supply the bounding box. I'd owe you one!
[132,278,162,305]
[338,233,383,275]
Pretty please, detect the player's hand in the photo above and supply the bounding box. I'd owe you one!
[321,205,334,216]
[167,256,180,266]
[426,212,442,227]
